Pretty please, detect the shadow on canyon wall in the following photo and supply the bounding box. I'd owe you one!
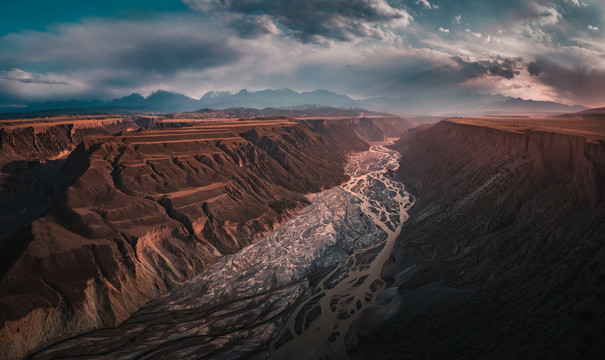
[351,119,605,359]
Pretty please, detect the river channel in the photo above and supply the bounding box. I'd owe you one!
[31,143,413,360]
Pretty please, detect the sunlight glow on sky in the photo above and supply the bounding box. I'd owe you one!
[0,0,604,107]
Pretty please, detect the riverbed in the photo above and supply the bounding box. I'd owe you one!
[31,144,413,360]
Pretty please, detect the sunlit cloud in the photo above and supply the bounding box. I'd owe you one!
[416,0,438,10]
[0,0,603,108]
[183,0,412,43]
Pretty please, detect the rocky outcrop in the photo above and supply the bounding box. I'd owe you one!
[0,117,139,248]
[351,120,605,359]
[0,117,138,164]
[0,117,409,359]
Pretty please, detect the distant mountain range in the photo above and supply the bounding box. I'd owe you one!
[0,88,587,116]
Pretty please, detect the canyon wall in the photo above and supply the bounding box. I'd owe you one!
[0,117,138,164]
[0,117,408,359]
[303,117,410,152]
[351,120,605,358]
[0,117,139,243]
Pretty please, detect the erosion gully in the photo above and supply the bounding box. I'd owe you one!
[31,142,414,360]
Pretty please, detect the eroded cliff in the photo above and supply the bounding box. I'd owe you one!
[303,117,410,152]
[0,116,139,243]
[352,120,605,359]
[0,116,138,164]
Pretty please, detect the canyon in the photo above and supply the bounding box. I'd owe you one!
[0,110,411,359]
[3,1,604,358]
[1,108,604,359]
[27,144,413,360]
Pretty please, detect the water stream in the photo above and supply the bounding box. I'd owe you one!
[271,144,412,359]
[32,143,413,360]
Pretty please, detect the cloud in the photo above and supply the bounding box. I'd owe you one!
[0,17,246,104]
[466,28,482,38]
[0,68,78,106]
[229,14,279,39]
[523,1,561,26]
[566,0,587,7]
[588,25,599,31]
[528,57,605,106]
[416,0,438,9]
[182,0,412,43]
[0,18,241,82]
[0,68,67,85]
[0,0,603,108]
[290,50,525,98]
[452,56,523,80]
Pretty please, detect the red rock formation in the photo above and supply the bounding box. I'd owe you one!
[0,117,139,251]
[0,117,410,359]
[0,116,138,165]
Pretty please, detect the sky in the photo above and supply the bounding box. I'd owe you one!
[0,0,604,108]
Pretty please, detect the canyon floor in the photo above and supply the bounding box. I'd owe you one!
[28,143,413,360]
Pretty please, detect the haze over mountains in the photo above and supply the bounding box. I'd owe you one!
[0,88,586,117]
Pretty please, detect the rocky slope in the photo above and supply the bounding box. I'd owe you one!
[350,120,605,359]
[0,116,139,247]
[0,116,409,359]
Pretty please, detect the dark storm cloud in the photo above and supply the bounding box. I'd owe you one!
[0,18,245,104]
[452,56,523,80]
[284,52,524,98]
[183,0,411,42]
[528,58,549,76]
[229,15,278,39]
[528,57,605,105]
[381,56,523,94]
[114,37,239,75]
[0,19,241,87]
